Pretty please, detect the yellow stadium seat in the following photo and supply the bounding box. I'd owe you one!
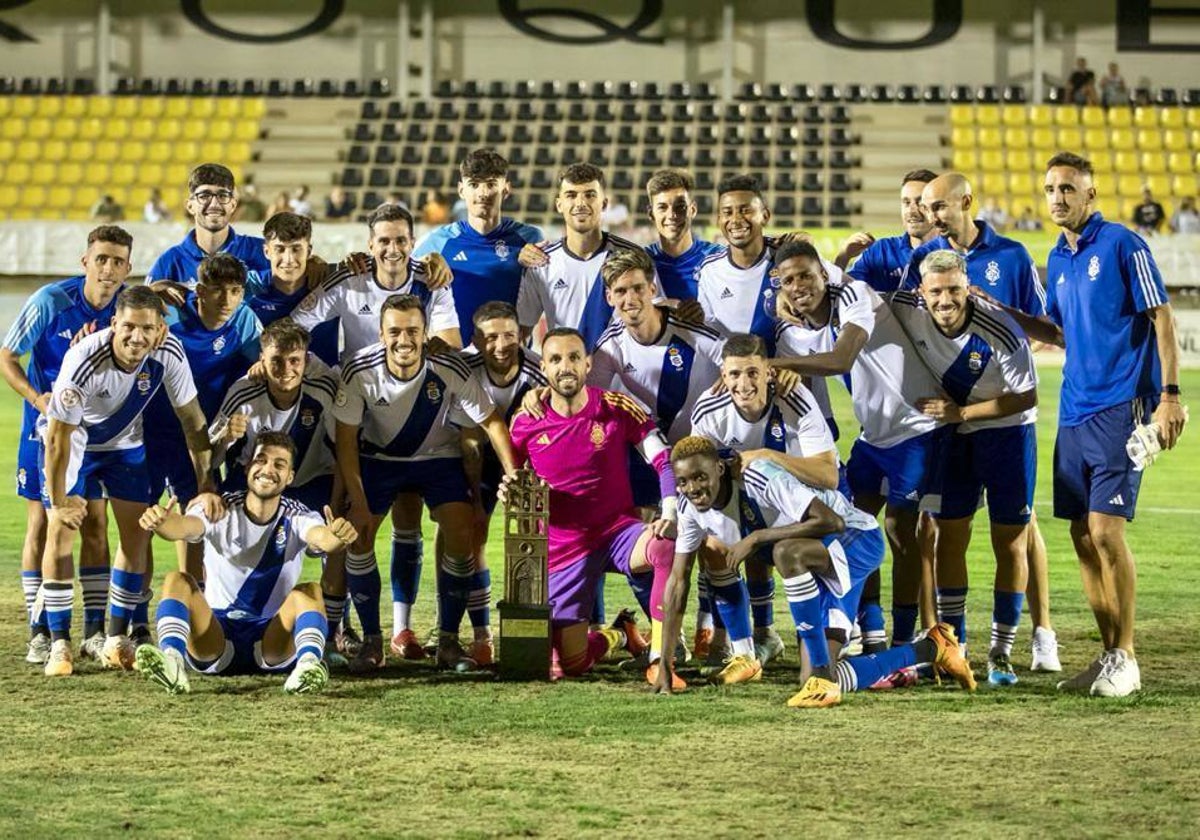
[12,97,36,118]
[172,140,200,164]
[42,139,68,162]
[19,185,48,208]
[1057,127,1083,149]
[1027,105,1053,126]
[1000,104,1027,127]
[1186,110,1200,129]
[1161,129,1189,152]
[103,120,130,140]
[86,97,114,118]
[164,164,190,186]
[207,120,233,142]
[180,120,208,142]
[74,185,101,208]
[1007,148,1033,171]
[62,97,88,118]
[1113,150,1140,173]
[110,162,136,184]
[1136,129,1162,151]
[1081,106,1106,128]
[164,98,190,119]
[77,117,104,140]
[83,163,110,186]
[950,126,975,147]
[112,98,139,119]
[51,119,80,141]
[1172,174,1197,196]
[974,105,1000,126]
[1003,127,1030,148]
[1089,150,1115,173]
[147,141,172,164]
[1030,125,1056,149]
[47,185,73,210]
[26,118,52,140]
[215,99,242,119]
[1116,174,1144,196]
[14,139,40,161]
[979,149,1005,172]
[1106,107,1132,128]
[241,99,265,119]
[5,161,30,182]
[1141,152,1167,174]
[190,99,215,119]
[1053,106,1080,127]
[977,126,1002,148]
[1009,172,1035,195]
[33,97,63,117]
[224,141,252,163]
[1133,107,1157,129]
[129,119,155,141]
[0,98,9,119]
[0,138,14,160]
[197,140,225,162]
[1145,173,1170,196]
[233,120,260,142]
[138,98,166,119]
[161,186,186,210]
[1,119,24,140]
[105,186,130,206]
[1159,108,1183,129]
[1110,128,1136,151]
[30,161,58,184]
[121,140,147,162]
[1082,128,1109,149]
[8,208,38,220]
[136,163,165,187]
[0,185,18,208]
[981,172,1007,195]
[1167,151,1193,174]
[93,140,121,162]
[156,119,184,141]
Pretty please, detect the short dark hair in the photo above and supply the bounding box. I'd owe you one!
[645,168,694,199]
[542,327,587,350]
[472,300,520,326]
[367,202,415,237]
[86,225,133,252]
[263,212,312,243]
[557,162,606,191]
[901,169,938,186]
[1046,151,1094,177]
[600,248,656,288]
[380,293,426,326]
[250,430,296,467]
[188,163,235,193]
[717,174,764,200]
[115,286,165,316]
[460,148,509,181]
[260,318,311,352]
[774,240,822,267]
[197,252,247,289]
[721,333,767,360]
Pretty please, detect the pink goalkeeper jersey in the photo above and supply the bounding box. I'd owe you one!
[511,386,655,570]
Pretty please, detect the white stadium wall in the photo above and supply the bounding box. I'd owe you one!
[0,0,1198,89]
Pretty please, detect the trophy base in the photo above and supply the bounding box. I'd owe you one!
[497,601,552,681]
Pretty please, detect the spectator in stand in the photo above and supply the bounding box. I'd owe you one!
[143,188,172,223]
[267,191,292,221]
[977,197,1011,233]
[236,183,268,223]
[1132,187,1166,236]
[1066,57,1098,105]
[1170,197,1200,235]
[324,186,356,221]
[290,185,314,219]
[420,189,450,225]
[1014,206,1044,232]
[1100,62,1130,107]
[90,194,125,222]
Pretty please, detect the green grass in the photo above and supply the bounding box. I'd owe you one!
[2,365,1199,838]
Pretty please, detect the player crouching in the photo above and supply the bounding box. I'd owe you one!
[134,432,357,695]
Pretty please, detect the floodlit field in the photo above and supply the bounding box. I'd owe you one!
[1,365,1197,838]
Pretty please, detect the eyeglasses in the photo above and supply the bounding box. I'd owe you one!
[191,190,235,206]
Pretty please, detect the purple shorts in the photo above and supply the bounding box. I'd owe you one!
[548,519,644,627]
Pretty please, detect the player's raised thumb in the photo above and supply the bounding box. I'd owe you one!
[166,495,178,512]
[323,505,334,523]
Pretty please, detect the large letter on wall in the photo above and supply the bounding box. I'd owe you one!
[498,0,664,45]
[1117,0,1200,52]
[182,0,344,43]
[0,0,36,43]
[806,0,961,50]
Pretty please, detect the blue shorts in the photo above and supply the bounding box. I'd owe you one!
[819,527,885,635]
[16,406,41,500]
[288,474,335,513]
[1054,397,1156,522]
[628,444,660,509]
[147,447,198,505]
[937,424,1036,525]
[477,447,503,515]
[41,445,156,505]
[186,608,294,676]
[846,430,937,509]
[360,456,471,515]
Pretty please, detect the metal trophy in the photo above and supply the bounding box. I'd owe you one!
[497,469,551,680]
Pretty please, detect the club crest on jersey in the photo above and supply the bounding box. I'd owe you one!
[425,381,442,403]
[274,524,288,550]
[589,422,606,448]
[136,373,152,394]
[985,261,1000,285]
[769,421,784,440]
[495,241,510,260]
[298,292,319,312]
[1088,255,1100,280]
[667,347,684,370]
[60,387,82,407]
[299,408,316,428]
[334,389,348,407]
[968,351,983,373]
[212,336,226,354]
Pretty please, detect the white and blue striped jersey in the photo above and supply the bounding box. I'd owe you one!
[46,328,197,452]
[890,292,1037,433]
[590,311,724,443]
[185,492,324,620]
[455,348,547,425]
[690,383,834,459]
[775,279,939,449]
[516,233,663,351]
[292,259,458,364]
[332,348,495,462]
[211,361,340,487]
[676,460,878,562]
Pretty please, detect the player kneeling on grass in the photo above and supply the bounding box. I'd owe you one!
[134,431,357,695]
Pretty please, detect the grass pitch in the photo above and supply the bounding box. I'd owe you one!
[1,365,1198,839]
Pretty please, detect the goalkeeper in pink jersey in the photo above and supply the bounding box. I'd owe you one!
[501,328,681,687]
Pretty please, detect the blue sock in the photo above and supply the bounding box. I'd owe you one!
[991,590,1024,657]
[108,568,144,636]
[389,530,422,607]
[79,565,110,637]
[841,643,919,691]
[292,610,328,661]
[708,573,753,648]
[625,569,652,620]
[42,579,74,642]
[437,555,473,635]
[590,585,606,625]
[155,597,190,656]
[784,572,829,669]
[345,550,382,636]
[21,570,47,633]
[858,600,886,649]
[891,602,919,647]
[936,586,968,646]
[747,578,775,631]
[131,587,150,629]
[467,569,491,633]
